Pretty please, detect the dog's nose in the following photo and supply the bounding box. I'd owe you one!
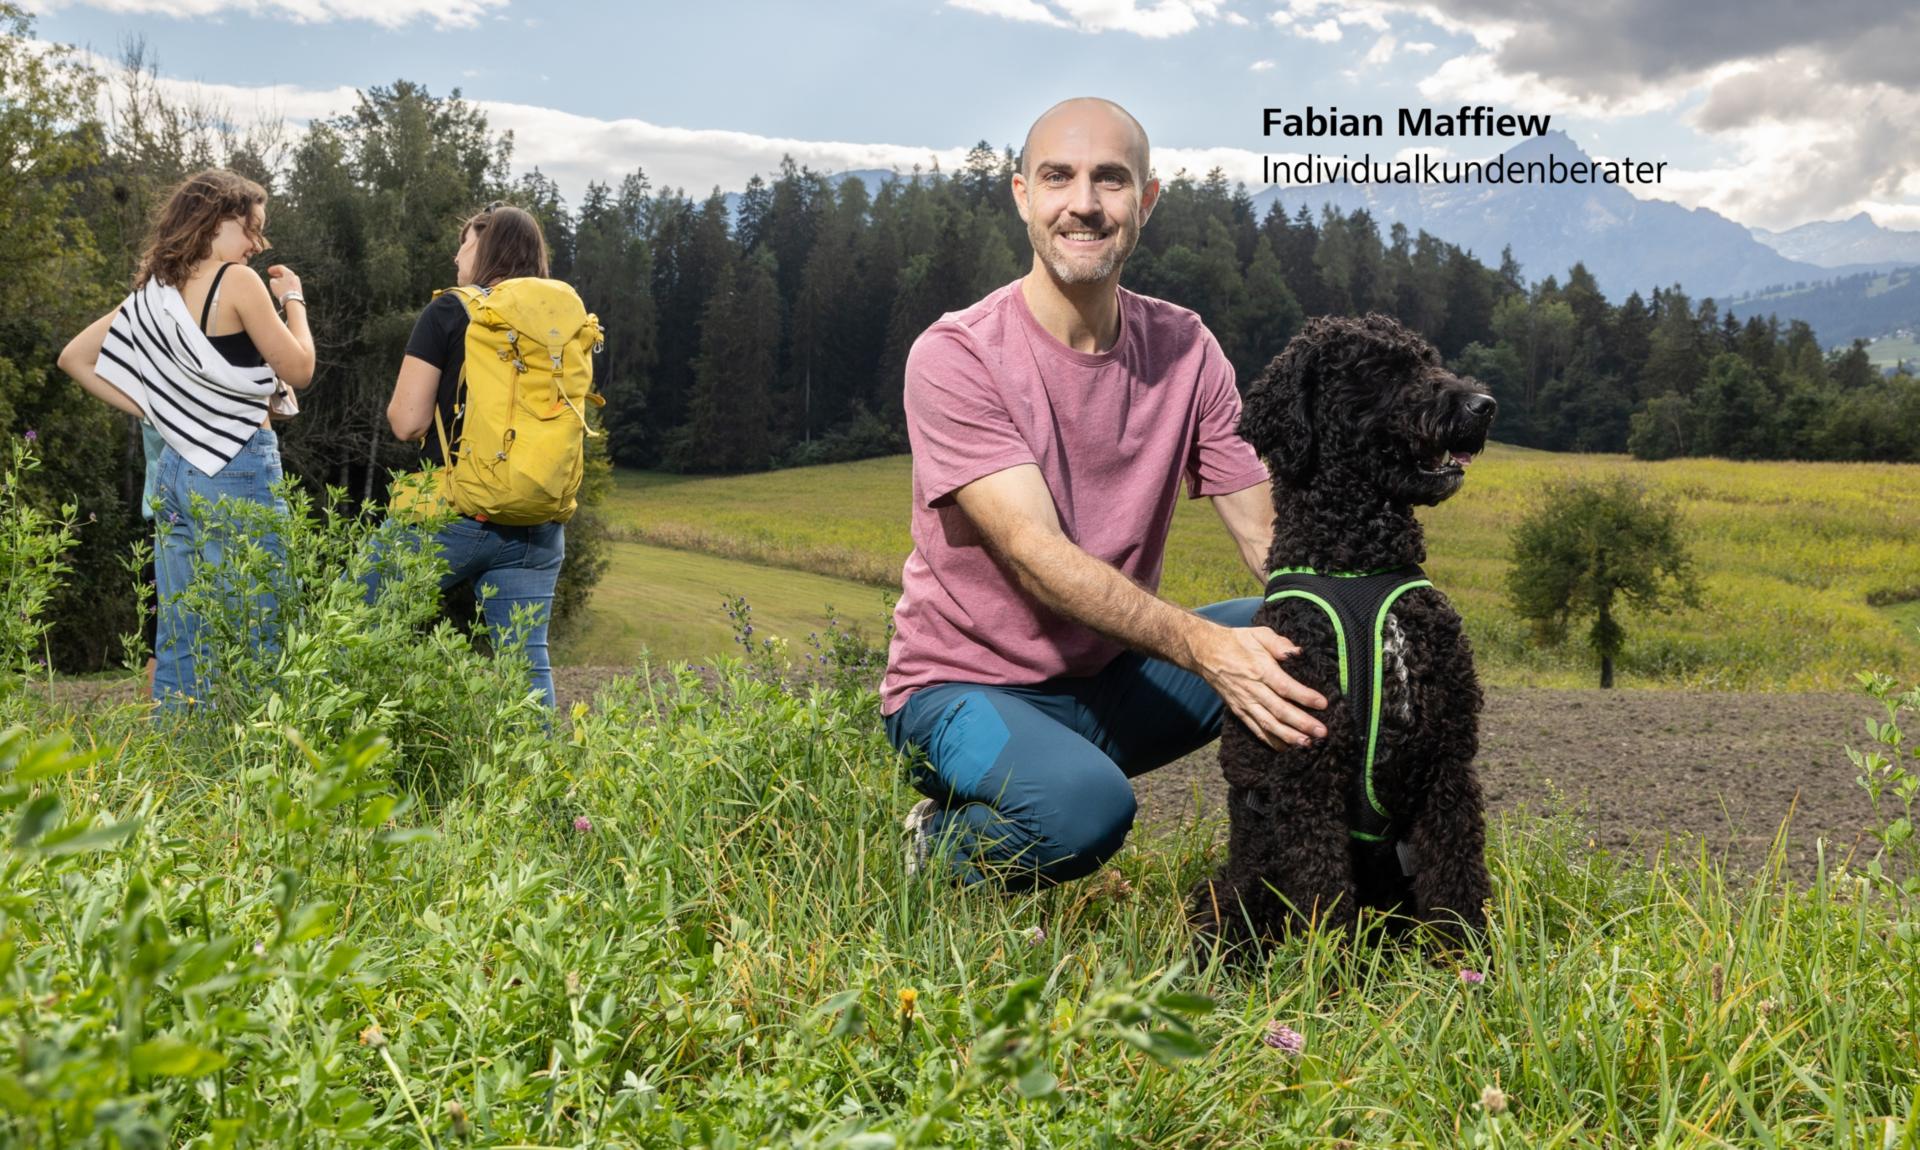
[1461,393,1497,419]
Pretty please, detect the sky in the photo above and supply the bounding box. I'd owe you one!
[22,0,1920,233]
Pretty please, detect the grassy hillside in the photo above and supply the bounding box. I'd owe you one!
[595,446,1920,689]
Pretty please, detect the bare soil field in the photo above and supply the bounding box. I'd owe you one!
[1129,687,1878,877]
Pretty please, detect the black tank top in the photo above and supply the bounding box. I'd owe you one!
[200,263,267,369]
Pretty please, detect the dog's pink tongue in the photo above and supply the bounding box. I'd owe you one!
[1451,451,1475,466]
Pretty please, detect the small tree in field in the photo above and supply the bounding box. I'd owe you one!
[1506,476,1699,688]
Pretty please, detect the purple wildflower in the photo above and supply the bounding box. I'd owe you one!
[23,428,37,443]
[1459,968,1486,986]
[1025,925,1047,947]
[1262,1021,1305,1055]
[573,815,593,833]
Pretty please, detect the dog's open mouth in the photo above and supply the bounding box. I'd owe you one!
[1417,448,1476,476]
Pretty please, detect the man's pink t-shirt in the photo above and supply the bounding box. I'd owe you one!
[881,280,1269,715]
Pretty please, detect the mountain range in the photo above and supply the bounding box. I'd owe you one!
[1248,131,1847,303]
[1748,212,1920,272]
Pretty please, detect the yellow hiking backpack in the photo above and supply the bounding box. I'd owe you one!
[394,279,604,525]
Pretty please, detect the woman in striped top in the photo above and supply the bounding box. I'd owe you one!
[58,169,316,707]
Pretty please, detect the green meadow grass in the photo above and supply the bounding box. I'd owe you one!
[598,446,1920,689]
[1866,336,1920,368]
[9,665,1920,1146]
[553,541,893,667]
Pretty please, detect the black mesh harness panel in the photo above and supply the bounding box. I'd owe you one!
[1263,564,1433,843]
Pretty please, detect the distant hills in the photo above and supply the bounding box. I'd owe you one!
[1749,212,1920,272]
[1726,267,1920,347]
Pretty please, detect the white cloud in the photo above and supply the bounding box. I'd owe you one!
[1362,33,1396,66]
[34,0,508,29]
[476,99,972,196]
[77,57,971,200]
[1249,58,1275,71]
[1861,202,1920,231]
[1153,145,1271,185]
[1416,51,1686,119]
[947,0,1227,37]
[1404,39,1435,54]
[1223,8,1248,24]
[1301,19,1340,41]
[946,0,1068,28]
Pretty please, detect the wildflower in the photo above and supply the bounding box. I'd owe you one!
[23,428,36,443]
[898,987,918,1022]
[1480,1084,1508,1116]
[252,940,267,958]
[1757,997,1779,1016]
[1262,1021,1305,1055]
[570,700,588,724]
[1459,968,1486,986]
[445,1100,472,1140]
[565,970,581,996]
[359,1022,387,1048]
[1026,925,1047,947]
[573,815,593,833]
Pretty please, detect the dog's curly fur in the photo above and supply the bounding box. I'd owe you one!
[1190,313,1497,955]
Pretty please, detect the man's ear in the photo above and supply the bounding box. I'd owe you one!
[1239,335,1315,484]
[1138,176,1160,227]
[1010,172,1030,224]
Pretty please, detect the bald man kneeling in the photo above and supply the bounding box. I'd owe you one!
[882,97,1327,889]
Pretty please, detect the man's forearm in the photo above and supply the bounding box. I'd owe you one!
[993,523,1210,670]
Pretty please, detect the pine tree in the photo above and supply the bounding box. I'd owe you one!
[1228,237,1303,383]
[674,251,779,472]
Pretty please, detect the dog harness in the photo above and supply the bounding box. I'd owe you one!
[1263,564,1433,844]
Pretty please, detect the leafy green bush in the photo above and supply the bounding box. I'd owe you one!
[0,439,78,701]
[157,482,550,793]
[1506,475,1700,687]
[1851,653,1920,930]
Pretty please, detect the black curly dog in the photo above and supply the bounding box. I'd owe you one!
[1190,314,1497,954]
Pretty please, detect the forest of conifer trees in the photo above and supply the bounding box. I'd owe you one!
[4,7,1917,670]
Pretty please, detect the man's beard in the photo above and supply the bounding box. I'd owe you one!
[1029,216,1136,285]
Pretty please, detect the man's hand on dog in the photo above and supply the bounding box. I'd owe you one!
[1193,624,1327,749]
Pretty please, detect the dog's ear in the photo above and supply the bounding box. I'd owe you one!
[1239,336,1316,484]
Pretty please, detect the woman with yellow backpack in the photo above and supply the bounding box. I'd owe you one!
[370,203,603,707]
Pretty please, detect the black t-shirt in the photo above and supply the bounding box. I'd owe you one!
[404,292,470,465]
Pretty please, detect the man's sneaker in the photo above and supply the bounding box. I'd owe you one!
[903,798,938,877]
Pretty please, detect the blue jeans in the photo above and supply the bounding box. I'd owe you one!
[362,517,565,706]
[884,598,1261,888]
[153,427,288,707]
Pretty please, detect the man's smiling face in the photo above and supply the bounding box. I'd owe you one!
[1013,99,1158,288]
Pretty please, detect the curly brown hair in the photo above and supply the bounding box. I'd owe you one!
[135,169,268,289]
[464,203,550,286]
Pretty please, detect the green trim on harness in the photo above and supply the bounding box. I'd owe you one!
[1365,579,1433,824]
[1263,563,1432,843]
[1267,566,1397,579]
